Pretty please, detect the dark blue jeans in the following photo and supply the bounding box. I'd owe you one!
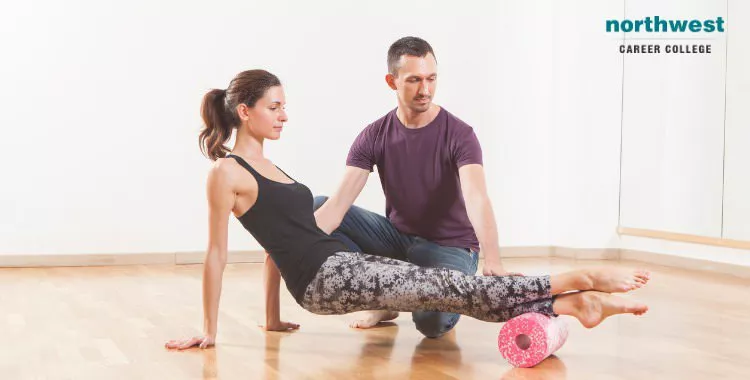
[313,196,479,338]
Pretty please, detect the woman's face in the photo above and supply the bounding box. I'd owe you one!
[238,85,288,140]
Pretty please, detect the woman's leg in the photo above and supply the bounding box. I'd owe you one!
[352,252,651,296]
[303,252,551,322]
[301,252,648,326]
[342,253,417,329]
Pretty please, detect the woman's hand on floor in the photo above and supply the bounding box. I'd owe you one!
[261,320,300,332]
[165,335,215,350]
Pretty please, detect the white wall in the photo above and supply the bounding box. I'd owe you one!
[621,235,750,266]
[490,1,554,247]
[1,0,555,255]
[723,0,750,242]
[548,0,625,249]
[2,0,748,264]
[619,0,728,238]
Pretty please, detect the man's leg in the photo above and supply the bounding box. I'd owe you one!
[406,238,479,338]
[313,196,413,259]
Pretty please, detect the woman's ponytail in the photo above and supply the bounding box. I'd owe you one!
[199,89,233,161]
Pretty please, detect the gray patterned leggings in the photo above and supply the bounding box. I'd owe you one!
[301,252,556,322]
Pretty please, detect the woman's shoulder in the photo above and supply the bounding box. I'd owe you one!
[210,156,238,176]
[207,157,244,188]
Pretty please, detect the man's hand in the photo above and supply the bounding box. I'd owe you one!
[482,261,523,277]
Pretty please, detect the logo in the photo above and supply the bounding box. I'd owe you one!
[607,16,726,54]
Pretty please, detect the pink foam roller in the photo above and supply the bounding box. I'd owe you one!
[497,313,568,368]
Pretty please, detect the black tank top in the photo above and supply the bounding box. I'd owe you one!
[228,155,348,303]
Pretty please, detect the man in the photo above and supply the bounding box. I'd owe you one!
[313,36,517,339]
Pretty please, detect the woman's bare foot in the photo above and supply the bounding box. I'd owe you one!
[550,268,651,295]
[583,267,651,293]
[554,291,648,328]
[350,310,399,329]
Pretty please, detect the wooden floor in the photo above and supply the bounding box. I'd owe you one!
[2,257,749,379]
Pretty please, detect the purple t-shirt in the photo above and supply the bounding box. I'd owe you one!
[346,107,482,251]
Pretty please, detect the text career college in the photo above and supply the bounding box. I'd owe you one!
[619,44,712,54]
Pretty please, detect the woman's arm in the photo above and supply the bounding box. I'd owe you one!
[261,253,300,331]
[166,162,235,350]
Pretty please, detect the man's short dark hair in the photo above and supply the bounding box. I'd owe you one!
[387,36,436,76]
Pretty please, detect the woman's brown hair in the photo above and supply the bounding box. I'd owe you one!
[199,69,281,160]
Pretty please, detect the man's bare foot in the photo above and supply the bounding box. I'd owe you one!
[350,311,399,329]
[582,267,651,293]
[555,291,648,328]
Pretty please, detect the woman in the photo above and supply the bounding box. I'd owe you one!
[166,70,649,350]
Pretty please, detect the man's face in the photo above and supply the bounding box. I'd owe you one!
[387,53,437,113]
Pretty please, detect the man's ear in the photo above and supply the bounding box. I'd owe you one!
[385,73,398,90]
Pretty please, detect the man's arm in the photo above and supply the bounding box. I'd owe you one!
[314,166,370,234]
[458,164,517,276]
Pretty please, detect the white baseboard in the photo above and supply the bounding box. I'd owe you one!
[496,247,619,260]
[0,247,553,267]
[2,247,748,280]
[551,247,620,260]
[0,251,265,267]
[175,251,265,264]
[0,253,175,267]
[497,246,553,258]
[620,249,750,279]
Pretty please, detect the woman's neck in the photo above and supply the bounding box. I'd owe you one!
[232,132,265,161]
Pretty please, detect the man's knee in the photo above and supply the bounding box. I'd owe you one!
[412,312,460,338]
[313,195,329,211]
